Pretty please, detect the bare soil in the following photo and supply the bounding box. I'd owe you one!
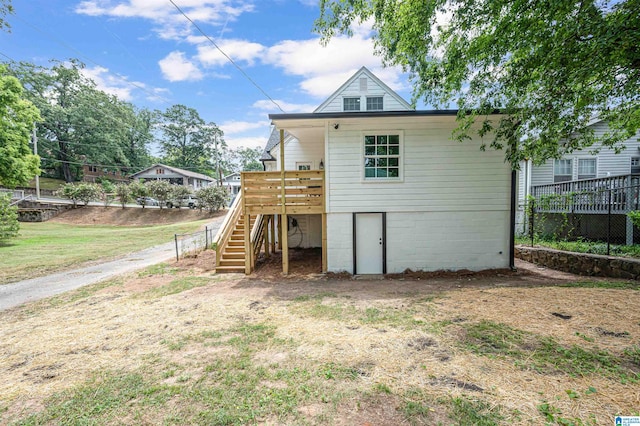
[48,205,222,226]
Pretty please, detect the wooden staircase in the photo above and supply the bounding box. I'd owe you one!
[215,214,255,273]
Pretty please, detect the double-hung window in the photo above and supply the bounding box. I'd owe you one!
[366,96,383,111]
[577,158,596,180]
[632,157,640,174]
[343,97,361,111]
[364,133,401,179]
[553,159,572,182]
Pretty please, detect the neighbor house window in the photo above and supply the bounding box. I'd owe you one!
[632,157,640,174]
[156,168,165,175]
[366,96,383,111]
[364,134,401,179]
[553,159,572,182]
[296,162,312,171]
[343,97,361,111]
[577,158,596,180]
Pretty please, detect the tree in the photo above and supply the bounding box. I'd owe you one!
[156,105,223,176]
[0,193,19,244]
[59,182,101,206]
[11,60,152,182]
[316,0,640,166]
[0,0,13,32]
[145,180,172,209]
[115,183,131,209]
[232,146,263,172]
[196,186,228,213]
[0,65,41,188]
[129,181,149,208]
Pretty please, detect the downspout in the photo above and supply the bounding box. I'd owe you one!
[509,168,517,270]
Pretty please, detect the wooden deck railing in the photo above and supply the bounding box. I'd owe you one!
[212,192,243,267]
[241,170,324,215]
[531,174,640,214]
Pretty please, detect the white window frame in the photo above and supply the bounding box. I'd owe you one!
[553,159,573,183]
[343,97,361,111]
[631,157,640,174]
[577,158,597,180]
[366,96,384,111]
[361,131,403,182]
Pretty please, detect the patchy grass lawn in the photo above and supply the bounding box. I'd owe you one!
[0,264,638,425]
[0,220,211,284]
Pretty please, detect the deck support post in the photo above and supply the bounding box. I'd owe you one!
[244,213,251,274]
[270,214,276,253]
[264,216,270,259]
[322,213,327,272]
[280,129,288,275]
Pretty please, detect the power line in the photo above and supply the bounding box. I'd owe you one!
[10,13,173,105]
[168,0,286,114]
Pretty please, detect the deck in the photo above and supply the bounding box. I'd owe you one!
[531,174,640,214]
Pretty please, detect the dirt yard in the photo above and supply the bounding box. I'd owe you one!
[1,244,638,425]
[49,205,221,226]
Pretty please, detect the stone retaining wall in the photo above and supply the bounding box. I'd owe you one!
[515,245,640,280]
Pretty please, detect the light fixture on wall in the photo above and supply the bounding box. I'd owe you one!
[333,123,339,130]
[319,159,324,170]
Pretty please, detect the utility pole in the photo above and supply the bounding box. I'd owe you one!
[32,125,40,200]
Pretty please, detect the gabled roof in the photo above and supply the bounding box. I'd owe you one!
[260,128,293,162]
[130,163,215,182]
[314,66,412,113]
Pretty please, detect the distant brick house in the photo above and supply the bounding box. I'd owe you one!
[82,165,130,183]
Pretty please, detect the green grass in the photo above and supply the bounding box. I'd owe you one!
[26,177,66,191]
[0,220,210,284]
[461,320,640,382]
[448,396,504,426]
[516,236,640,259]
[139,276,212,298]
[557,281,639,290]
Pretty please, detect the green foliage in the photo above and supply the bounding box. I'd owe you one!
[58,182,102,206]
[128,181,148,207]
[0,0,13,32]
[0,64,41,188]
[144,179,173,209]
[195,185,228,213]
[448,397,504,426]
[628,210,640,228]
[114,183,131,209]
[537,401,597,425]
[0,193,19,243]
[98,179,116,207]
[231,146,263,172]
[168,184,192,206]
[316,0,640,166]
[10,60,153,182]
[155,104,225,176]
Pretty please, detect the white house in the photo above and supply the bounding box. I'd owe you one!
[216,67,514,274]
[130,164,215,189]
[221,172,242,196]
[516,120,640,234]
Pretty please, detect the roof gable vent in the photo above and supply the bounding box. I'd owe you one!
[359,77,367,92]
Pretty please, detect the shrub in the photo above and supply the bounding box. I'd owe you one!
[196,185,228,213]
[0,193,19,243]
[145,180,173,209]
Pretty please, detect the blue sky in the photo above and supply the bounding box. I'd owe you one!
[1,0,418,152]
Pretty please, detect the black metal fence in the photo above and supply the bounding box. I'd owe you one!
[525,183,640,256]
[174,226,215,261]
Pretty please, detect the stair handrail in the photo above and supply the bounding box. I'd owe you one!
[250,214,266,269]
[213,192,243,267]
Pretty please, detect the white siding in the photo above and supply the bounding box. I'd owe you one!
[271,136,325,171]
[324,115,511,273]
[287,214,322,248]
[530,122,640,185]
[326,117,511,212]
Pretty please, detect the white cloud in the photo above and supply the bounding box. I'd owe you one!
[80,65,169,103]
[75,0,254,41]
[252,99,317,114]
[225,135,267,150]
[262,24,406,99]
[158,51,203,82]
[197,39,265,67]
[220,119,271,135]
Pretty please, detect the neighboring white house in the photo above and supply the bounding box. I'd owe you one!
[262,66,513,274]
[221,172,242,195]
[130,164,215,189]
[516,120,640,234]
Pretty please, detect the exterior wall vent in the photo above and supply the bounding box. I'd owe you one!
[359,77,367,92]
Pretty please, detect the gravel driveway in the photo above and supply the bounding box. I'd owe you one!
[0,216,225,311]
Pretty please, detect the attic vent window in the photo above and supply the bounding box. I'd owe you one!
[366,96,383,111]
[359,77,367,92]
[344,97,361,111]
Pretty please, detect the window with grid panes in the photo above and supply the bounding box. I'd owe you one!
[553,159,572,182]
[632,157,640,174]
[577,158,596,180]
[343,97,361,111]
[364,134,400,179]
[366,96,383,111]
